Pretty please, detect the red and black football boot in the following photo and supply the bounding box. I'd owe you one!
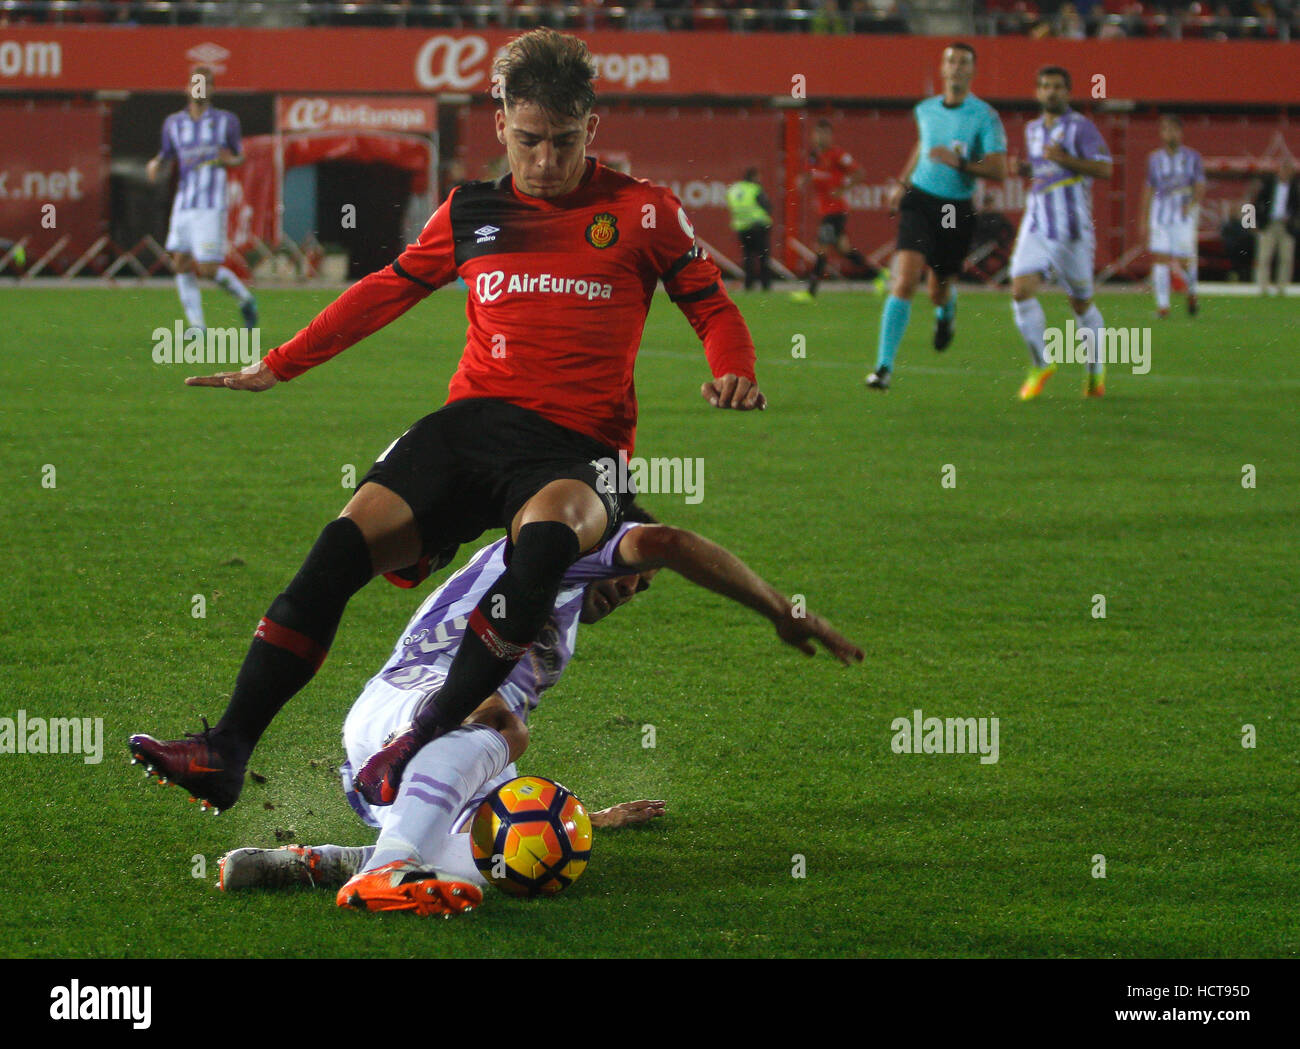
[128,718,247,814]
[353,726,428,807]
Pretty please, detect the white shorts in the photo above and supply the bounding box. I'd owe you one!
[339,673,516,837]
[165,202,227,263]
[1010,225,1096,300]
[1149,218,1196,258]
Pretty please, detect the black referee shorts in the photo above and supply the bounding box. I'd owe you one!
[896,186,976,278]
[359,398,632,568]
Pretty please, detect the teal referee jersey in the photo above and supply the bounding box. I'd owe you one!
[909,94,1006,201]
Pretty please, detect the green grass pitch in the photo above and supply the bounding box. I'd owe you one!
[1,284,1296,958]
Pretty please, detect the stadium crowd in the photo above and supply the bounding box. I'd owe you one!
[1,0,1295,39]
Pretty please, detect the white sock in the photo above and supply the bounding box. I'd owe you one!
[1152,264,1170,310]
[1012,297,1048,368]
[311,844,373,881]
[176,273,204,328]
[1075,304,1106,375]
[425,828,488,888]
[214,265,252,302]
[1185,259,1197,296]
[364,724,510,873]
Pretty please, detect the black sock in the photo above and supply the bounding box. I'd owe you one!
[214,517,373,751]
[809,254,827,295]
[846,249,869,270]
[413,520,580,737]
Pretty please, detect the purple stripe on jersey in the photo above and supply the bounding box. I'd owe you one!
[1064,183,1080,240]
[1044,194,1058,240]
[435,543,500,611]
[167,108,237,212]
[405,788,456,813]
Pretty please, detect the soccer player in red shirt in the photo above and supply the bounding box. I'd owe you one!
[129,29,765,813]
[792,118,880,301]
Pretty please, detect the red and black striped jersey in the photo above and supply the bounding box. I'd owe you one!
[264,159,757,454]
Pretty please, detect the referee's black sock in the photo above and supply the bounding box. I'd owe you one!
[214,517,374,752]
[412,520,580,738]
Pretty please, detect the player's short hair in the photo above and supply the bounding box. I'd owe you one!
[815,117,834,131]
[494,28,597,120]
[1037,65,1072,90]
[1159,113,1182,127]
[743,166,760,182]
[946,42,977,61]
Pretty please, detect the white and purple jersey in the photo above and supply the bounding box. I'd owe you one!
[376,523,642,723]
[159,107,241,212]
[1146,146,1204,227]
[1022,110,1111,242]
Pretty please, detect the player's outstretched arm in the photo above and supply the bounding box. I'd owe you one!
[700,373,765,410]
[188,196,461,391]
[617,525,864,665]
[654,192,766,412]
[590,799,666,828]
[186,360,279,391]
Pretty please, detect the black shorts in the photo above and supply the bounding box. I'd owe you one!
[816,212,848,247]
[895,186,976,278]
[360,398,632,570]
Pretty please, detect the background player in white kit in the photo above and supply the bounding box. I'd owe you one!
[217,509,863,914]
[1140,115,1205,318]
[1009,67,1113,401]
[146,66,258,336]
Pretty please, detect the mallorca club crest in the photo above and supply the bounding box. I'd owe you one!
[585,212,619,249]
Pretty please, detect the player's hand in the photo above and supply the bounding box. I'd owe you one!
[886,180,905,213]
[701,374,766,410]
[773,606,864,666]
[146,157,160,183]
[1044,143,1071,167]
[186,360,280,391]
[1011,155,1032,178]
[590,799,666,829]
[929,145,961,168]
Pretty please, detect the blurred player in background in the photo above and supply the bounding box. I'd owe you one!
[214,506,862,913]
[146,66,258,335]
[791,118,880,303]
[1139,115,1205,318]
[867,44,1006,390]
[726,166,774,292]
[129,30,765,817]
[1009,66,1113,401]
[1251,155,1299,296]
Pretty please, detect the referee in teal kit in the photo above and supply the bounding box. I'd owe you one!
[867,43,1007,391]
